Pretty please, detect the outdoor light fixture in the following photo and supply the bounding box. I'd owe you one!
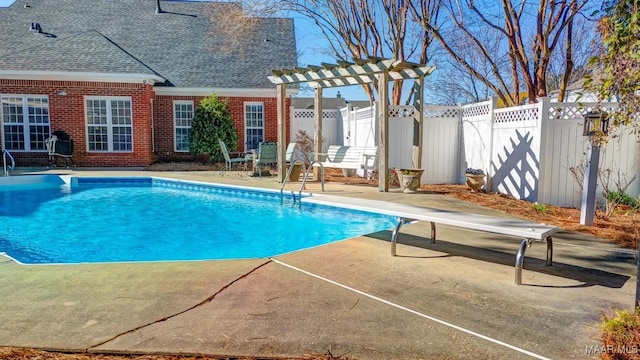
[582,110,609,137]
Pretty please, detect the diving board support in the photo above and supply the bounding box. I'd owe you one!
[391,216,555,285]
[514,236,553,285]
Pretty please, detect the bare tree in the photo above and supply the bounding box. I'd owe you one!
[207,0,442,105]
[276,0,442,104]
[411,0,593,106]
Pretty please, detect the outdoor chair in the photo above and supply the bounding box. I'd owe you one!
[253,141,278,178]
[219,139,246,176]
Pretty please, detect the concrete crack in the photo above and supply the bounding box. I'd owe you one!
[86,259,272,351]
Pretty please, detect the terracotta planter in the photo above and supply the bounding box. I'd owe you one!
[465,174,486,192]
[397,169,424,193]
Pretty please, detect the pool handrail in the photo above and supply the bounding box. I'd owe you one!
[299,160,324,198]
[3,149,15,176]
[280,159,307,195]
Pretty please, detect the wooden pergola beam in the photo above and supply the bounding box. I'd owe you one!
[269,57,435,191]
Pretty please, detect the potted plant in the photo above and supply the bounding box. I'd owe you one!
[465,168,486,192]
[395,168,424,193]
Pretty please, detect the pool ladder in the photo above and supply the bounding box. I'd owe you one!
[280,160,325,203]
[2,149,15,177]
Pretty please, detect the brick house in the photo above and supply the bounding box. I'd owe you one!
[0,0,297,167]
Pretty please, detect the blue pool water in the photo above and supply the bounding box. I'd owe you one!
[0,176,397,264]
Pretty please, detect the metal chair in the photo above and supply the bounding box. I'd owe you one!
[253,141,278,177]
[218,139,245,176]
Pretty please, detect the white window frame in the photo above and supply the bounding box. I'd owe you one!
[173,100,194,152]
[85,96,133,153]
[0,94,50,152]
[244,102,264,151]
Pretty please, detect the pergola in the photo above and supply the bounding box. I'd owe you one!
[268,57,435,191]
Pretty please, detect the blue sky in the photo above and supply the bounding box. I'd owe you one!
[0,0,369,100]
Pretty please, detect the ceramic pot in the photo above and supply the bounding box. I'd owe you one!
[465,174,486,192]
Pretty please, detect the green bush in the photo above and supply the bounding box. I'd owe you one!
[188,93,238,162]
[599,308,640,359]
[606,191,639,208]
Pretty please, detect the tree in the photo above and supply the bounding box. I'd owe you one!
[207,0,440,105]
[411,0,593,106]
[585,0,640,136]
[189,93,238,162]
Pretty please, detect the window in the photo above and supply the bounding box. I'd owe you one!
[85,97,132,152]
[244,102,264,151]
[173,101,194,152]
[1,96,50,151]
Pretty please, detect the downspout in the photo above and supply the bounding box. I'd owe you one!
[150,98,155,153]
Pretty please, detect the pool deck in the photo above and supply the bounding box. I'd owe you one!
[1,168,637,359]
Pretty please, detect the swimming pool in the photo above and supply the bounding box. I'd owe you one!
[0,175,397,264]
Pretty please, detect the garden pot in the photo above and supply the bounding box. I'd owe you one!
[287,163,303,182]
[465,174,486,192]
[398,169,424,193]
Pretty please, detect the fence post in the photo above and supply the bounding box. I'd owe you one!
[537,97,551,204]
[487,96,498,191]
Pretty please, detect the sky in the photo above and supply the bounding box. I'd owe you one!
[0,0,370,101]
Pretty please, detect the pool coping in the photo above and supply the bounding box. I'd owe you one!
[0,169,636,359]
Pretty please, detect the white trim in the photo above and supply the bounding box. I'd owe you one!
[244,101,265,151]
[84,96,134,153]
[153,87,298,97]
[0,70,164,84]
[0,94,51,152]
[173,100,194,153]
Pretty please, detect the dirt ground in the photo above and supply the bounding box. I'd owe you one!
[3,164,637,360]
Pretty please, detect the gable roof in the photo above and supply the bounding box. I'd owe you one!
[0,0,298,89]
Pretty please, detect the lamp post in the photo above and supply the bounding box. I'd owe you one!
[579,110,609,226]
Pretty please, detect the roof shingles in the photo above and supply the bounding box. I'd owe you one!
[0,0,298,89]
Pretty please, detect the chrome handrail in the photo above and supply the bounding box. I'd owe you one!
[299,160,324,198]
[3,149,15,176]
[279,159,307,195]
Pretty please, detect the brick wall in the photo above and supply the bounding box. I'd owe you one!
[0,79,154,167]
[1,79,291,167]
[153,95,291,160]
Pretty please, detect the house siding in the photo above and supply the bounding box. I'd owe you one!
[0,79,291,167]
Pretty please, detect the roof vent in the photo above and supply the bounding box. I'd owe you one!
[155,0,163,14]
[29,22,42,33]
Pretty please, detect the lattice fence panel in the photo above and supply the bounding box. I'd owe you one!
[389,105,415,118]
[547,102,618,121]
[462,102,491,118]
[424,107,460,118]
[494,105,539,124]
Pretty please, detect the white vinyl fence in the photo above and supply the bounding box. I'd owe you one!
[290,98,640,207]
[290,108,342,147]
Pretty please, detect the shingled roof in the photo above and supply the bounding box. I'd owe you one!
[0,0,298,89]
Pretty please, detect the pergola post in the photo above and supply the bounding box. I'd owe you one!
[276,83,287,182]
[413,77,425,169]
[314,87,323,179]
[267,57,435,190]
[377,70,389,192]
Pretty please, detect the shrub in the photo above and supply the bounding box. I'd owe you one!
[465,167,485,175]
[606,191,639,208]
[531,203,550,214]
[188,93,238,162]
[599,308,640,360]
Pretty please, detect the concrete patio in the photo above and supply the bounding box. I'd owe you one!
[0,169,636,359]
